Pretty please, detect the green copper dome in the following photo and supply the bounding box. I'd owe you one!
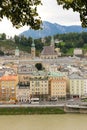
[31,39,35,47]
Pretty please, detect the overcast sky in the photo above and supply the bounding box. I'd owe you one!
[0,0,81,37]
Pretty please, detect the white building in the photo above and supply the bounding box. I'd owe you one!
[74,48,83,56]
[16,86,30,103]
[15,47,19,57]
[69,73,84,98]
[83,79,87,97]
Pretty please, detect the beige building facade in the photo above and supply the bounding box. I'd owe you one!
[16,86,30,103]
[30,78,49,100]
[49,72,67,99]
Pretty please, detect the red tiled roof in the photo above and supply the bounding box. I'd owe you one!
[0,75,17,81]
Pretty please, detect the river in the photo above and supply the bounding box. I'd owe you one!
[0,114,87,130]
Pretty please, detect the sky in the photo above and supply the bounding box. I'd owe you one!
[0,0,81,37]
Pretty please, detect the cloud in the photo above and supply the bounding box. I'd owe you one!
[37,0,81,25]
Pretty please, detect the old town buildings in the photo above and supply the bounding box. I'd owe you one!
[0,38,87,103]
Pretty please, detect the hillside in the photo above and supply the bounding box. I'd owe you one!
[20,21,87,39]
[0,32,87,56]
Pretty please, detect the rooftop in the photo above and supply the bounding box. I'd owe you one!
[41,46,57,55]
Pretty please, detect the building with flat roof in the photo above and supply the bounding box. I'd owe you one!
[48,72,67,99]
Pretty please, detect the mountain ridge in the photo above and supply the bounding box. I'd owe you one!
[20,21,87,39]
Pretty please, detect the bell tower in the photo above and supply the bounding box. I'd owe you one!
[31,39,35,58]
[51,36,55,49]
[15,46,19,57]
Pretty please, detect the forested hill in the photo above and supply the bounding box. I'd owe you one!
[0,32,87,56]
[20,21,87,39]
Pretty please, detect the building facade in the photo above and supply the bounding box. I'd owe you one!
[74,48,83,56]
[16,86,30,103]
[0,75,18,102]
[69,73,84,98]
[49,72,67,99]
[30,78,49,100]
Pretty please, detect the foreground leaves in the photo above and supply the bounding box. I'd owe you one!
[0,0,42,29]
[57,0,87,27]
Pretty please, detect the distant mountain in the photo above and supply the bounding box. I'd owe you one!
[20,21,87,39]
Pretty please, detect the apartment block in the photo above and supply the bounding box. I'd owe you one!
[0,75,18,102]
[48,72,67,99]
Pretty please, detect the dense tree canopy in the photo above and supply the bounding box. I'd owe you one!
[57,0,87,27]
[35,63,43,70]
[0,0,87,29]
[0,0,42,29]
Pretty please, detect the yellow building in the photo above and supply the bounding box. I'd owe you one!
[49,72,66,99]
[0,75,18,102]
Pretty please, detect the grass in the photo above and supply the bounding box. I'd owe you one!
[66,48,74,56]
[0,107,65,115]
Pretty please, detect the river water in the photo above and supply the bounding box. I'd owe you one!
[0,114,87,130]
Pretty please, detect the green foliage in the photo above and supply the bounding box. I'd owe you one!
[57,0,87,28]
[35,63,43,70]
[55,32,87,55]
[0,107,65,115]
[0,50,4,55]
[0,33,6,40]
[0,0,42,29]
[1,32,87,56]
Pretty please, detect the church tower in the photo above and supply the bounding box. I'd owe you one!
[51,36,55,49]
[31,39,35,58]
[15,46,19,57]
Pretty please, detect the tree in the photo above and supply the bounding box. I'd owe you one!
[0,0,87,30]
[0,0,42,29]
[14,35,20,44]
[57,0,87,27]
[0,33,6,40]
[35,63,43,70]
[1,33,6,40]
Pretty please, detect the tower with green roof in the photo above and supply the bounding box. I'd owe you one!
[15,46,19,57]
[31,39,35,58]
[51,36,55,49]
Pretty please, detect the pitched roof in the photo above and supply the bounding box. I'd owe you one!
[41,46,57,55]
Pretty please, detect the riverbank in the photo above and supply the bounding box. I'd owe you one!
[0,107,65,115]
